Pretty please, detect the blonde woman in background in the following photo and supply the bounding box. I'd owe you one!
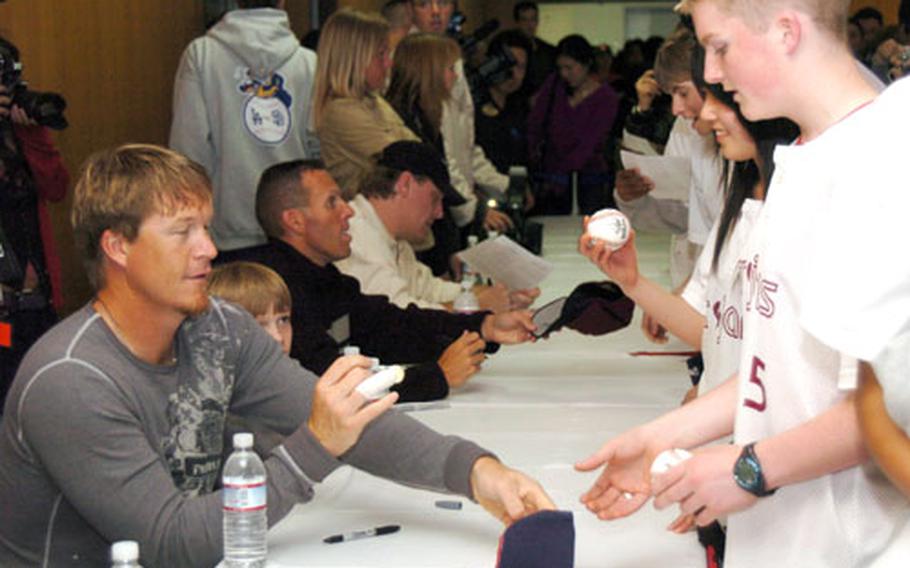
[314,8,417,198]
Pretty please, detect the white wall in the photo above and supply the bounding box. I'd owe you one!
[538,2,677,51]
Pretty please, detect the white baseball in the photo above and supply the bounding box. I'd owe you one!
[650,448,693,475]
[356,365,405,400]
[587,208,631,251]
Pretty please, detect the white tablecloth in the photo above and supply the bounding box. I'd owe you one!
[267,217,704,567]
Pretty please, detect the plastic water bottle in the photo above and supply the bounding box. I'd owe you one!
[453,278,480,314]
[110,540,142,567]
[462,235,483,286]
[223,433,267,567]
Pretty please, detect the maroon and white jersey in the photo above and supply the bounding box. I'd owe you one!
[724,103,908,567]
[683,199,762,395]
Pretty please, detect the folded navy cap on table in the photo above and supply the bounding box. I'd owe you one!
[496,510,575,568]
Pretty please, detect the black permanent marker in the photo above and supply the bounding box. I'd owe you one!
[323,524,400,544]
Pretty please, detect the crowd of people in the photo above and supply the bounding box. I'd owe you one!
[0,0,908,566]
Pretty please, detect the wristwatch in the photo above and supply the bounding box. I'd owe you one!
[733,443,777,497]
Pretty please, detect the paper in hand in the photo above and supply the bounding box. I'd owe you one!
[457,235,553,290]
[620,150,691,201]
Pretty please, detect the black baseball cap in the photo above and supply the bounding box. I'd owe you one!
[532,281,635,339]
[376,141,466,207]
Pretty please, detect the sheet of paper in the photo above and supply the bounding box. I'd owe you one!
[458,235,553,290]
[620,132,659,156]
[620,150,691,201]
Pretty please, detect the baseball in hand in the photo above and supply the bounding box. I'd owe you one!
[587,209,631,251]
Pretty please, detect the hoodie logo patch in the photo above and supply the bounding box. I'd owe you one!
[238,71,292,144]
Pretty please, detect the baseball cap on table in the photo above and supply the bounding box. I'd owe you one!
[496,510,575,568]
[532,281,635,339]
[375,140,466,207]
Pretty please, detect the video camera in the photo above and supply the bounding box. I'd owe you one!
[447,14,517,105]
[483,166,543,256]
[0,39,68,130]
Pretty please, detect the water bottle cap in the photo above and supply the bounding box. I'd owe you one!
[111,540,139,561]
[342,345,360,356]
[233,432,254,449]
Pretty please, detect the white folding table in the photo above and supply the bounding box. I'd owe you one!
[266,216,705,567]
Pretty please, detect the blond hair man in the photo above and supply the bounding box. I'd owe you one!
[0,144,555,566]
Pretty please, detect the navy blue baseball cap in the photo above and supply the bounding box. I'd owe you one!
[496,510,575,568]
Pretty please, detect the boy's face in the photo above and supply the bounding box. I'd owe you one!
[668,80,712,136]
[256,304,292,355]
[692,1,783,121]
[668,80,704,119]
[411,0,454,34]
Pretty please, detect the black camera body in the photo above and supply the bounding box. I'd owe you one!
[465,40,517,106]
[0,38,68,130]
[447,15,515,105]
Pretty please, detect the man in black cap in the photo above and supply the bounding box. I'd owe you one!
[337,141,538,312]
[222,148,537,401]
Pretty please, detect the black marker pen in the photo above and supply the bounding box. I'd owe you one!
[323,524,400,544]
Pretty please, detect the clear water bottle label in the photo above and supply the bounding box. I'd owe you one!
[223,480,267,512]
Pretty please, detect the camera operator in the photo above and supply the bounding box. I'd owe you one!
[475,30,532,176]
[0,37,69,408]
[472,31,541,252]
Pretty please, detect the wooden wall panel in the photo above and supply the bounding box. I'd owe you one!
[0,0,204,312]
[851,0,901,24]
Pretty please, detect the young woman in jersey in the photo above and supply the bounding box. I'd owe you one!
[580,47,797,401]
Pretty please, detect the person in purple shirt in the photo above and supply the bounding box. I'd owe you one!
[527,34,619,215]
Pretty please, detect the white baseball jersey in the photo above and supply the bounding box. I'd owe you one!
[797,78,910,433]
[723,102,909,567]
[683,199,762,395]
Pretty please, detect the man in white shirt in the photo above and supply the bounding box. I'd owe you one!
[337,141,538,312]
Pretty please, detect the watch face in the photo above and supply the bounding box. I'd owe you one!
[734,457,759,488]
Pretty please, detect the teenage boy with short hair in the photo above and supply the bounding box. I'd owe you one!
[576,2,909,565]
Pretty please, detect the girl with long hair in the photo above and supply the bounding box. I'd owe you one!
[580,49,798,399]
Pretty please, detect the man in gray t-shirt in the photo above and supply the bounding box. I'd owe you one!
[0,144,554,567]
